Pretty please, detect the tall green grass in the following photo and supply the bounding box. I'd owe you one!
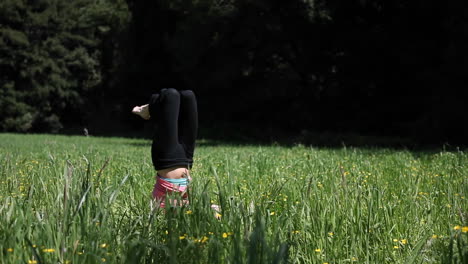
[0,133,467,263]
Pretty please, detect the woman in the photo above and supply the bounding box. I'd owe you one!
[132,88,198,208]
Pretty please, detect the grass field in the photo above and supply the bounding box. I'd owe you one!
[0,133,467,263]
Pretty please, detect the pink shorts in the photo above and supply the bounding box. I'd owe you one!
[152,175,190,208]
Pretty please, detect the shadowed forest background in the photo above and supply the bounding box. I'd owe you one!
[1,0,466,147]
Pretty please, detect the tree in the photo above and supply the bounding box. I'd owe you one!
[0,0,129,133]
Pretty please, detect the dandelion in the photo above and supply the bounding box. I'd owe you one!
[328,232,334,237]
[314,248,321,253]
[292,230,300,234]
[270,211,275,216]
[393,239,398,242]
[7,248,14,252]
[432,235,438,239]
[179,235,186,240]
[454,225,461,230]
[100,243,108,248]
[393,246,399,249]
[462,227,468,233]
[186,210,193,215]
[200,236,209,243]
[222,233,230,238]
[43,248,55,253]
[400,239,407,245]
[28,260,37,264]
[215,213,222,218]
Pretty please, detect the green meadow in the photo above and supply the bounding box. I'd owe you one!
[0,133,467,263]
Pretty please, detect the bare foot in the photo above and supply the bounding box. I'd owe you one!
[132,104,150,120]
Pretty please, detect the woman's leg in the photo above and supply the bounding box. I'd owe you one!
[178,90,198,165]
[149,88,181,169]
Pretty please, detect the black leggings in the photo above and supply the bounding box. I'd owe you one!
[148,88,198,171]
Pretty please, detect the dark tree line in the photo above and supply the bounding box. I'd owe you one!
[1,0,466,146]
[0,0,129,132]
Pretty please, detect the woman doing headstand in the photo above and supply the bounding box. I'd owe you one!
[132,88,198,208]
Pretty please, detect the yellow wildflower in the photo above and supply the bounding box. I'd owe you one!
[432,235,438,239]
[43,248,55,253]
[185,210,193,215]
[201,236,209,243]
[100,243,107,248]
[462,226,468,233]
[7,248,13,252]
[400,239,407,245]
[328,232,334,236]
[222,233,228,238]
[28,260,37,264]
[101,258,106,262]
[179,235,186,240]
[394,246,399,249]
[454,225,461,230]
[314,248,321,253]
[270,212,275,216]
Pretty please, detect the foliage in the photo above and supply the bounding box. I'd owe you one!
[125,0,467,145]
[0,0,129,132]
[0,133,467,263]
[0,0,467,145]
